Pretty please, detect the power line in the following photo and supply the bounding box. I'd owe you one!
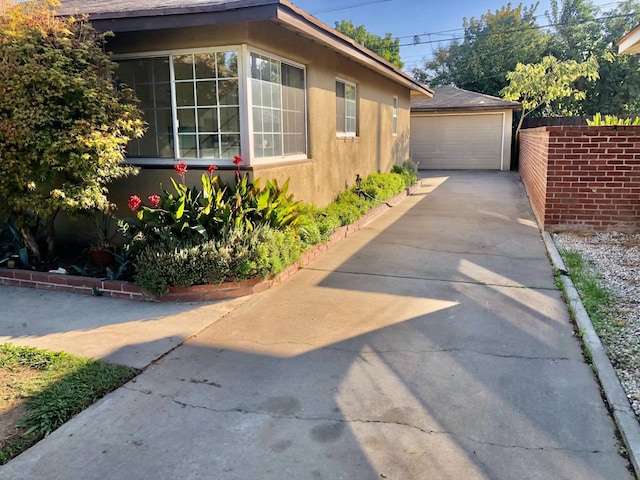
[310,0,393,15]
[398,12,639,49]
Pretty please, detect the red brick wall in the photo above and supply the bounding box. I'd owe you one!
[519,125,640,232]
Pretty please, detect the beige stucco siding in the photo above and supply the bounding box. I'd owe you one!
[104,20,412,208]
[410,110,513,171]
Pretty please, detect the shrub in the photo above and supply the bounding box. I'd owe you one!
[134,225,302,296]
[0,1,144,261]
[391,159,418,188]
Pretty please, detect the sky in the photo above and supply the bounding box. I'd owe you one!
[290,0,627,72]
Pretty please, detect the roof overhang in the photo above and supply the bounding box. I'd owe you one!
[618,24,640,54]
[412,105,522,113]
[58,0,433,98]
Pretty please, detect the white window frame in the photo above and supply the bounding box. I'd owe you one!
[115,46,246,168]
[115,46,309,167]
[169,48,242,165]
[247,47,308,165]
[336,78,357,138]
[392,96,399,137]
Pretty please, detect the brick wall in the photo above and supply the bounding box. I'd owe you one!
[519,125,640,232]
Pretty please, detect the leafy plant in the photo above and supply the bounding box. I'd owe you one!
[0,221,30,269]
[121,160,302,255]
[0,0,144,262]
[391,159,418,187]
[586,113,640,126]
[93,208,119,249]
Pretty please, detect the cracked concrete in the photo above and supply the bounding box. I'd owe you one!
[0,171,634,479]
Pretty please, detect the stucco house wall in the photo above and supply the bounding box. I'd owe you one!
[64,4,422,210]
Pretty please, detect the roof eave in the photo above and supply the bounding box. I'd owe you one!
[61,0,432,97]
[412,105,522,113]
[618,24,640,54]
[276,1,432,97]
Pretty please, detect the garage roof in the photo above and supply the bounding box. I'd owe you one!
[411,85,520,113]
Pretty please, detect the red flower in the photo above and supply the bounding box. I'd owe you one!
[207,164,218,174]
[174,161,187,177]
[128,195,142,212]
[233,156,243,166]
[148,194,161,208]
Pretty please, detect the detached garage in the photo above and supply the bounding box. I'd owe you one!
[410,86,520,171]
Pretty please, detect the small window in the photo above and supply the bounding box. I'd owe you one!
[336,79,357,137]
[392,97,398,136]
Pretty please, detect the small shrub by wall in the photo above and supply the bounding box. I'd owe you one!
[519,125,640,232]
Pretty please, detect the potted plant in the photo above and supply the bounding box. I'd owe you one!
[89,208,118,266]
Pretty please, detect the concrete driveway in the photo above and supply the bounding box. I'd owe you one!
[0,171,633,479]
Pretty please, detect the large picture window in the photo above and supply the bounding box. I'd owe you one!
[118,47,306,164]
[336,79,357,137]
[250,52,306,159]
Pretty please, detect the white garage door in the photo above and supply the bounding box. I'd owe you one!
[410,113,504,169]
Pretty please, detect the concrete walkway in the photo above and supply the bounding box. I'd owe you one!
[0,171,633,479]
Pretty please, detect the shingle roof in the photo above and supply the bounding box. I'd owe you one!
[57,0,272,17]
[411,85,520,112]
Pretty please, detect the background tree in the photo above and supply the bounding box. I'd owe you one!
[583,0,640,114]
[335,20,404,69]
[412,4,550,97]
[0,0,144,261]
[413,0,640,116]
[501,55,599,133]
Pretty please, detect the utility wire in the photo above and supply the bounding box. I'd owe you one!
[398,12,639,48]
[310,0,393,15]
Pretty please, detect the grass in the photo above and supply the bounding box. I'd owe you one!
[0,343,138,464]
[558,250,622,343]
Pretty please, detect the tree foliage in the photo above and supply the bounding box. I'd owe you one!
[335,20,404,69]
[412,4,550,97]
[412,0,640,115]
[0,0,144,260]
[501,55,599,132]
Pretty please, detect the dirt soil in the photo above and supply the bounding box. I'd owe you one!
[0,367,41,451]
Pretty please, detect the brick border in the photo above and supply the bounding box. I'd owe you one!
[0,185,416,303]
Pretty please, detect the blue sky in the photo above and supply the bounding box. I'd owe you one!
[291,0,625,72]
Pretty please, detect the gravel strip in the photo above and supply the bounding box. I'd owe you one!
[553,232,640,421]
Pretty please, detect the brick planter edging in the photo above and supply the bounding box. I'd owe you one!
[0,185,416,303]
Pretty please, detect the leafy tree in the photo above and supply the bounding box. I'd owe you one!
[0,0,144,261]
[412,4,551,97]
[335,20,404,69]
[546,0,601,62]
[585,0,640,114]
[501,55,599,133]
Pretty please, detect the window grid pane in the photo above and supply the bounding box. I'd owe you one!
[118,57,175,158]
[250,53,306,158]
[173,50,240,159]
